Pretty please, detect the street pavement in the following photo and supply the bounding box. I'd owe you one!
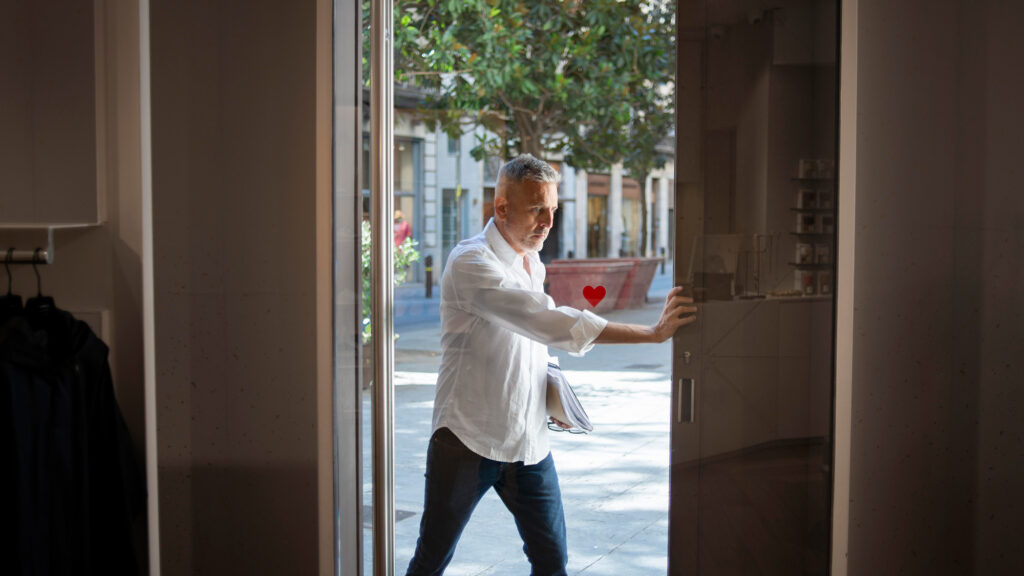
[368,263,680,575]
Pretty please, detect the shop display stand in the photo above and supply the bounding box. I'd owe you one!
[790,175,835,296]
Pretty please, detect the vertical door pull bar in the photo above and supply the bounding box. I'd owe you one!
[370,0,396,572]
[677,378,695,423]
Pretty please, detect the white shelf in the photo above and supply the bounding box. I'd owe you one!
[0,223,102,264]
[0,222,103,230]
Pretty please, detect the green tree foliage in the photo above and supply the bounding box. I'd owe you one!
[361,220,421,343]
[364,0,675,255]
[371,1,671,159]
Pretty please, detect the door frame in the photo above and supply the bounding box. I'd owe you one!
[353,0,860,573]
[832,0,858,573]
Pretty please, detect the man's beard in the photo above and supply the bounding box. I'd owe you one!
[525,231,547,251]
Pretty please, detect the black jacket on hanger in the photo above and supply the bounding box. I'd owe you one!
[1,303,144,575]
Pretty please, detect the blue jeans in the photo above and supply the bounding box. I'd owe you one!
[405,428,568,576]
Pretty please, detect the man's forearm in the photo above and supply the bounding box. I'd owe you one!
[594,321,657,344]
[593,287,696,345]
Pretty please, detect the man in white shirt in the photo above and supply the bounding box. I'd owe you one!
[405,154,697,576]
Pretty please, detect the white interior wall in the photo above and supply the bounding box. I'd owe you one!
[961,4,1024,571]
[149,0,326,572]
[842,0,1024,573]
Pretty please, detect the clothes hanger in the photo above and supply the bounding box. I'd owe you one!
[1,248,24,313]
[23,248,65,348]
[25,248,55,312]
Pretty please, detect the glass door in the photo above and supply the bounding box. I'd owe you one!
[670,1,839,574]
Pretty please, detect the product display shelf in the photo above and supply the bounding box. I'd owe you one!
[790,168,836,296]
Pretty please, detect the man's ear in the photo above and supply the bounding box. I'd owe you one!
[494,195,509,221]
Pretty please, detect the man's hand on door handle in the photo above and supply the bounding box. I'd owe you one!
[651,286,698,342]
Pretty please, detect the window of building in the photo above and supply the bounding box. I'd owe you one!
[622,197,640,257]
[587,195,607,258]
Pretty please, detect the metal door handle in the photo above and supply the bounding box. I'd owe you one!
[676,378,695,423]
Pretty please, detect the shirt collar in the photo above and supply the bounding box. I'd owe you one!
[484,218,522,268]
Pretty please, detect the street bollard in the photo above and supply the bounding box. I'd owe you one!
[424,254,433,299]
[660,247,666,274]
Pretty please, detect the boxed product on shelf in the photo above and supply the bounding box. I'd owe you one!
[795,269,816,295]
[797,213,817,233]
[817,214,835,234]
[817,190,834,209]
[798,158,836,179]
[816,159,835,179]
[818,271,833,295]
[796,243,814,264]
[796,189,817,209]
[798,159,815,178]
[815,243,830,264]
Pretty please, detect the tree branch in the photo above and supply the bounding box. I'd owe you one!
[496,91,541,121]
[416,4,436,37]
[405,69,471,77]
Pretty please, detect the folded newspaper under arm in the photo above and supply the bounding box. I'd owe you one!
[546,362,593,433]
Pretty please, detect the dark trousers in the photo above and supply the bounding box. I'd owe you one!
[405,428,568,576]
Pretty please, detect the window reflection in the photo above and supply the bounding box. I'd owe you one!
[671,1,838,574]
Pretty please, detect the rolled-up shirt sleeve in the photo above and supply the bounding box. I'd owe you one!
[450,250,608,355]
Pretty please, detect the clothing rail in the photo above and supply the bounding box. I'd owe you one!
[0,225,68,265]
[4,248,52,264]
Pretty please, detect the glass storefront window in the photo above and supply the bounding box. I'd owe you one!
[395,139,416,193]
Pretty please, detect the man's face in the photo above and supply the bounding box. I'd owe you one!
[495,180,559,255]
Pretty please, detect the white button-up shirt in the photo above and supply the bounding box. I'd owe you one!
[432,218,608,465]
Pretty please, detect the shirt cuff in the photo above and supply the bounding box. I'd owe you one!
[566,308,609,356]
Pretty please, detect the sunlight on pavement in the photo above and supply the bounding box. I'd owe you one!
[389,367,673,574]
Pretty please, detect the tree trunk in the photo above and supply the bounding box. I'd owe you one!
[638,171,649,256]
[520,131,542,158]
[515,112,544,158]
[522,138,542,158]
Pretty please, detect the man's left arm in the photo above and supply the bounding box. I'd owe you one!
[594,287,697,344]
[546,289,694,430]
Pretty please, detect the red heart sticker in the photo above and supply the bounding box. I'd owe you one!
[582,285,606,307]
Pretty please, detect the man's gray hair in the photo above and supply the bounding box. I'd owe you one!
[497,154,560,186]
